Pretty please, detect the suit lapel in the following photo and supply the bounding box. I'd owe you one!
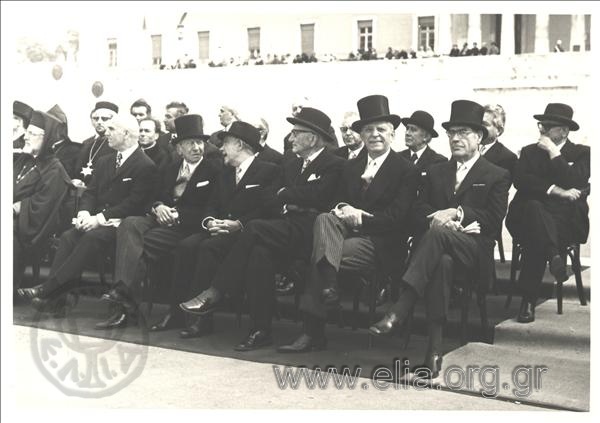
[362,152,393,204]
[112,148,140,180]
[298,150,325,183]
[455,157,485,198]
[442,160,457,202]
[236,159,259,191]
[349,154,368,201]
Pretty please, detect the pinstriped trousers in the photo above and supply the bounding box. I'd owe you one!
[300,212,376,319]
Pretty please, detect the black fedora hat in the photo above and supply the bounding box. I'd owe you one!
[173,114,210,143]
[286,107,334,142]
[441,100,488,140]
[401,110,438,138]
[351,95,401,132]
[14,100,33,127]
[533,103,579,131]
[92,101,119,114]
[218,121,262,152]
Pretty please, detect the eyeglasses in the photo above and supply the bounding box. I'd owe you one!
[340,126,353,133]
[92,116,111,122]
[290,129,314,137]
[537,122,561,131]
[446,128,474,138]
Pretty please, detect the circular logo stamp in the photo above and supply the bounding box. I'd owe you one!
[29,285,149,398]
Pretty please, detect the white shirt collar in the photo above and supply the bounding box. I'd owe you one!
[456,151,480,171]
[364,148,392,178]
[348,144,364,159]
[479,140,497,155]
[236,155,255,181]
[117,143,139,164]
[183,157,203,175]
[556,139,567,151]
[410,144,428,160]
[305,147,325,164]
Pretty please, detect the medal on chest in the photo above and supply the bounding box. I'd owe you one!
[81,161,93,177]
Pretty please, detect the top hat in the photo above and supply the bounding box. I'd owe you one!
[441,100,488,139]
[286,107,335,142]
[14,100,33,127]
[173,114,210,143]
[92,101,119,114]
[351,95,401,132]
[401,110,439,138]
[47,104,67,125]
[218,121,262,152]
[533,103,579,131]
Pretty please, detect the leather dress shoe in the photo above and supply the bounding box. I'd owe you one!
[179,288,222,315]
[549,255,568,283]
[179,316,214,339]
[101,289,137,312]
[150,312,185,332]
[95,310,129,330]
[234,329,273,352]
[277,333,327,353]
[369,312,401,336]
[321,287,340,305]
[31,293,77,316]
[517,298,535,323]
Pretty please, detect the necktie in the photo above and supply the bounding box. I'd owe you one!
[115,152,123,169]
[455,163,468,192]
[301,158,311,173]
[349,150,358,160]
[410,153,418,163]
[173,163,191,200]
[235,166,243,185]
[479,144,486,155]
[361,159,377,192]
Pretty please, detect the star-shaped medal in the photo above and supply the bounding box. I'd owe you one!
[81,165,93,177]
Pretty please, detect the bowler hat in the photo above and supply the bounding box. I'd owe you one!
[14,100,33,127]
[92,101,119,114]
[351,95,401,132]
[218,121,262,152]
[441,100,488,139]
[286,107,335,142]
[173,114,210,143]
[533,103,579,131]
[401,110,438,138]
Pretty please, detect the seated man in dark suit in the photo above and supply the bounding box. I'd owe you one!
[370,100,510,378]
[95,115,222,329]
[151,122,281,337]
[278,94,419,353]
[399,110,447,172]
[506,103,590,323]
[179,108,345,351]
[480,104,518,179]
[17,114,158,310]
[334,111,366,160]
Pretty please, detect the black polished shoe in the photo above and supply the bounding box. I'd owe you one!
[321,287,340,306]
[234,329,273,352]
[150,311,185,332]
[179,288,222,315]
[31,293,77,316]
[517,298,535,323]
[101,288,137,312]
[277,333,327,353]
[549,254,568,283]
[179,316,214,339]
[369,312,402,336]
[414,353,444,380]
[95,310,129,330]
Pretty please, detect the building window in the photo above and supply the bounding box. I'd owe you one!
[108,38,117,67]
[358,20,373,51]
[151,34,162,65]
[418,16,435,50]
[248,27,260,54]
[301,24,315,55]
[198,31,210,60]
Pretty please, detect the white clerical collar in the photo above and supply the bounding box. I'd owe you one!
[141,141,157,151]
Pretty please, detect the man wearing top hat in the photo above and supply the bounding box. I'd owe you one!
[179,108,344,351]
[18,114,158,311]
[150,121,282,337]
[368,100,510,377]
[13,100,34,150]
[506,103,589,324]
[73,101,120,186]
[278,95,419,353]
[399,110,447,172]
[94,114,223,329]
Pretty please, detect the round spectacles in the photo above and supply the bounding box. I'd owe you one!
[290,129,314,137]
[92,116,111,122]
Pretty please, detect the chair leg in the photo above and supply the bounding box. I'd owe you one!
[352,285,360,331]
[460,289,470,345]
[556,280,563,315]
[367,276,378,349]
[505,243,521,309]
[402,305,414,350]
[477,292,490,343]
[569,246,587,306]
[293,291,301,323]
[497,237,505,263]
[32,259,41,286]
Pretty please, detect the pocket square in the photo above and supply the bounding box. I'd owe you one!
[122,177,132,182]
[196,181,210,187]
[472,183,486,187]
[568,162,575,166]
[421,171,428,176]
[245,184,260,189]
[307,174,321,182]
